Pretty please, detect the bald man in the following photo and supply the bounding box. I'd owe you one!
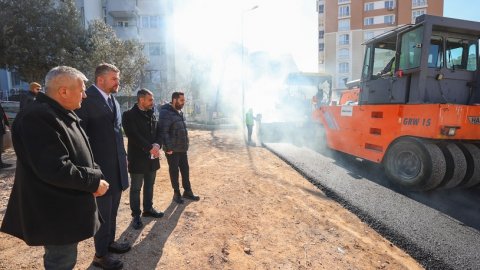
[1,66,109,269]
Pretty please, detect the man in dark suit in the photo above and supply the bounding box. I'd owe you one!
[122,89,164,230]
[0,101,11,169]
[1,66,109,269]
[19,82,41,110]
[75,63,129,270]
[157,92,200,204]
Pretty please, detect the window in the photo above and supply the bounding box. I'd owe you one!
[319,30,324,39]
[446,38,478,71]
[338,19,350,31]
[339,62,349,73]
[412,0,427,8]
[399,26,424,70]
[102,7,107,24]
[362,46,372,80]
[339,34,349,45]
[338,48,350,58]
[428,36,443,68]
[384,15,394,24]
[373,47,396,76]
[364,18,374,26]
[318,4,324,13]
[143,70,162,84]
[338,0,350,3]
[385,0,395,9]
[339,5,350,17]
[148,43,162,56]
[412,9,426,23]
[141,16,162,28]
[116,21,129,27]
[319,43,325,52]
[365,3,374,11]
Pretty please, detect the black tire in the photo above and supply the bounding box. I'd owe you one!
[384,137,446,191]
[456,143,480,188]
[437,142,467,189]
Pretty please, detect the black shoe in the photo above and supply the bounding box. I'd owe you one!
[0,163,12,169]
[92,254,123,270]
[183,190,200,201]
[173,192,184,204]
[107,242,131,254]
[142,208,164,218]
[131,216,143,230]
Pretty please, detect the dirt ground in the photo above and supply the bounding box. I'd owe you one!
[0,129,423,270]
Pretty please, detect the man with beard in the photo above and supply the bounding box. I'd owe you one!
[157,92,200,204]
[122,89,164,230]
[75,63,129,270]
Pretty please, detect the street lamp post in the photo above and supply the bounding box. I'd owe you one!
[241,5,258,142]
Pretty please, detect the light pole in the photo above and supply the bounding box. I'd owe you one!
[241,5,258,142]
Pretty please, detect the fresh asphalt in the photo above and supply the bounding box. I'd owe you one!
[264,142,480,270]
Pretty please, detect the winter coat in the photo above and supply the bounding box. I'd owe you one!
[122,104,160,174]
[0,93,102,246]
[156,103,189,152]
[0,103,9,135]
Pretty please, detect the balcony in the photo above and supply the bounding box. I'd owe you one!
[113,26,139,40]
[107,0,139,18]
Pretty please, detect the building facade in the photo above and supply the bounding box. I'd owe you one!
[317,0,443,94]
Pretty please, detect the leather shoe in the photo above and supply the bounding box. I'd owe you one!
[142,208,164,218]
[173,192,184,204]
[92,254,123,270]
[107,241,131,254]
[183,190,200,201]
[131,216,143,230]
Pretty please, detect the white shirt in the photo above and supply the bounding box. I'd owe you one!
[93,84,111,104]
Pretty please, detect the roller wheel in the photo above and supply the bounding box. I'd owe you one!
[384,137,446,191]
[456,143,480,188]
[437,142,467,189]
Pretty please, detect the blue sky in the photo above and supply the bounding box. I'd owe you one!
[444,0,480,21]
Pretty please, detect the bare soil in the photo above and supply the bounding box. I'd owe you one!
[0,129,423,269]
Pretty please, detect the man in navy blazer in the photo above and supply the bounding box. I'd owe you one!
[75,63,129,270]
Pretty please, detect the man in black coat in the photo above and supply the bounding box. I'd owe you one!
[0,66,109,269]
[19,82,41,110]
[0,101,11,169]
[157,91,200,204]
[122,89,164,230]
[75,63,129,270]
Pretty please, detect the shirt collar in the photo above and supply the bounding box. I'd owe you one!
[93,84,111,103]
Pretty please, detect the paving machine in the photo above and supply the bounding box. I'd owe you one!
[312,15,480,190]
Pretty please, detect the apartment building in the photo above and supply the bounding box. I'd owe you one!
[317,0,443,94]
[75,0,175,97]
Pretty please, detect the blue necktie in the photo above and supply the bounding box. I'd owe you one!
[107,96,114,112]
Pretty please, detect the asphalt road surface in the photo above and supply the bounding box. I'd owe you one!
[264,142,480,270]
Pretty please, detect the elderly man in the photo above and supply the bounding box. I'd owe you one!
[1,66,109,269]
[20,82,42,110]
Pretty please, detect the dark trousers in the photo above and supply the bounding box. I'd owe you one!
[94,188,122,257]
[0,134,4,163]
[129,171,156,217]
[246,125,253,142]
[44,243,78,270]
[166,152,191,193]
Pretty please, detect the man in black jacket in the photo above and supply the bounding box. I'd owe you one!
[1,66,109,269]
[157,92,200,204]
[122,89,164,230]
[19,82,41,110]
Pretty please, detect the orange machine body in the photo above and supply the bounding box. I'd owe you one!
[312,104,480,163]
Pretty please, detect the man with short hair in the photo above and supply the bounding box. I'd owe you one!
[122,89,164,230]
[1,66,109,269]
[157,92,200,204]
[20,82,41,110]
[75,63,129,270]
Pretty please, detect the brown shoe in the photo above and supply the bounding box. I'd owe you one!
[92,254,123,270]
